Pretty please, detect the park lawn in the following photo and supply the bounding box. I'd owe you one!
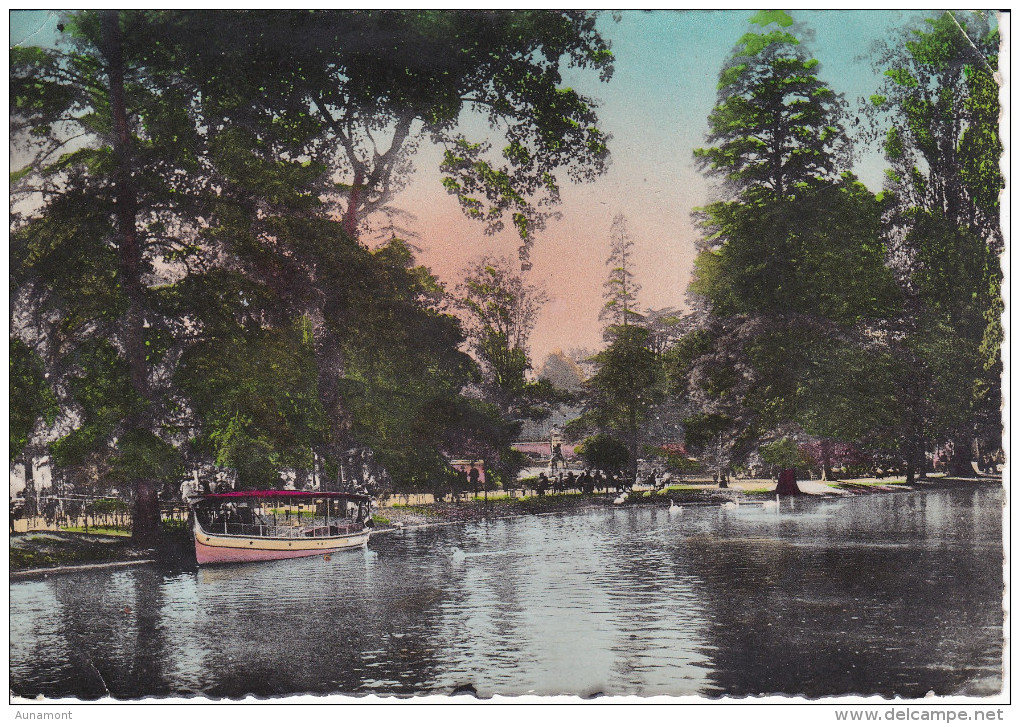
[641,487,721,505]
[61,526,131,536]
[458,493,578,510]
[640,485,703,497]
[388,504,442,517]
[840,479,908,487]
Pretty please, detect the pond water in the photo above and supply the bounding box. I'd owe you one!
[10,484,1003,699]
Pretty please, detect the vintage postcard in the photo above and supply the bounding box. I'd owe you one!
[9,9,1007,711]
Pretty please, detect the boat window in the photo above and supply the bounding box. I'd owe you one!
[194,495,369,537]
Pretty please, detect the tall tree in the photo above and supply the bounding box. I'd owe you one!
[98,11,162,541]
[580,325,664,485]
[599,214,642,331]
[11,10,206,543]
[457,256,550,418]
[569,211,664,483]
[685,11,901,480]
[14,10,609,514]
[146,10,618,482]
[870,11,1003,475]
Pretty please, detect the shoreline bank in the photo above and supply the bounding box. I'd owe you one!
[362,474,1000,535]
[10,476,998,578]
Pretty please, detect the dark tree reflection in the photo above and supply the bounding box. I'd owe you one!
[10,486,1003,699]
[686,487,1003,697]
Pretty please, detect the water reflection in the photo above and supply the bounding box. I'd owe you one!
[10,567,176,698]
[189,546,448,696]
[687,487,1003,697]
[9,486,1003,698]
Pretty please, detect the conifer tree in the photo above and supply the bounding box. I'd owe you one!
[600,214,642,332]
[685,11,901,481]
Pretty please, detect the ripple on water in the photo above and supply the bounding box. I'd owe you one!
[9,486,1004,698]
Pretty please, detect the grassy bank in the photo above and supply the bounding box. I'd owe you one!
[10,531,152,572]
[376,478,942,530]
[12,479,942,573]
[380,487,731,529]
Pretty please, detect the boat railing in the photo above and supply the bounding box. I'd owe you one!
[200,518,365,538]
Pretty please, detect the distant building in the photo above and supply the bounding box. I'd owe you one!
[512,440,577,459]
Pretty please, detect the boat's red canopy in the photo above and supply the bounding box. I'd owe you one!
[196,490,371,502]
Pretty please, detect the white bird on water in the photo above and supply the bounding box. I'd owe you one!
[762,494,780,512]
[667,499,683,515]
[613,491,629,505]
[721,497,739,510]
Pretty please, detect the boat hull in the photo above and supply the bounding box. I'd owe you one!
[194,526,370,565]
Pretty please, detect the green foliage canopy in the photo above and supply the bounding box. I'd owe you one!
[146,10,614,250]
[10,339,58,463]
[694,10,848,200]
[578,433,629,475]
[872,11,1003,458]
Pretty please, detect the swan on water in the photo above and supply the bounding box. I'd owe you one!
[721,498,739,510]
[451,547,467,562]
[667,499,683,515]
[613,492,629,505]
[762,494,780,511]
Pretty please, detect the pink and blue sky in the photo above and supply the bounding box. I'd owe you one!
[9,10,961,361]
[389,10,944,361]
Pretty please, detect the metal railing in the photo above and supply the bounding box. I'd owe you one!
[198,517,366,538]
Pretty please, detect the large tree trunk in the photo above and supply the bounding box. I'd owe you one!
[903,435,919,484]
[294,467,309,491]
[311,318,350,490]
[102,11,160,547]
[133,478,161,544]
[342,168,364,239]
[776,468,802,496]
[946,438,973,477]
[716,433,728,488]
[627,407,639,488]
[819,438,835,481]
[22,453,37,518]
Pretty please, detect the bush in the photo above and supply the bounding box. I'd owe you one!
[577,433,628,474]
[759,438,809,470]
[161,518,190,537]
[646,444,704,474]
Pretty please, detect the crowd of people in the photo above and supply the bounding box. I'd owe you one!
[531,468,674,497]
